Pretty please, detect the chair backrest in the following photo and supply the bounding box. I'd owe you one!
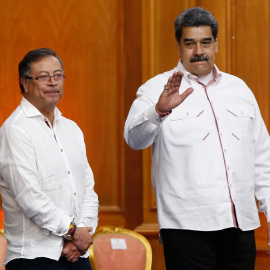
[0,229,6,270]
[89,226,152,270]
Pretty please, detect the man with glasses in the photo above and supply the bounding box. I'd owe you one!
[0,48,99,270]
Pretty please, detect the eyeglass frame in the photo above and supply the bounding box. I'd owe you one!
[24,73,66,84]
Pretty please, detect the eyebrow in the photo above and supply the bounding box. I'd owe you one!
[36,69,63,75]
[183,37,212,42]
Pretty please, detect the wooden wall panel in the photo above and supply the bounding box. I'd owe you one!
[123,0,144,229]
[234,0,270,127]
[232,0,270,267]
[0,0,126,226]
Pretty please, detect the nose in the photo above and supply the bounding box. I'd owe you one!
[194,44,203,55]
[48,75,57,84]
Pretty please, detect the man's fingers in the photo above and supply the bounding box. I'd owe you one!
[79,249,87,255]
[167,74,183,89]
[87,226,93,233]
[72,227,93,255]
[180,87,194,101]
[61,245,70,256]
[68,254,80,262]
[73,257,79,262]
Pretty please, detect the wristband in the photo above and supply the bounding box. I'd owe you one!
[155,107,172,117]
[63,222,77,240]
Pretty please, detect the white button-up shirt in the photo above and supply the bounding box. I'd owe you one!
[0,97,99,264]
[124,61,270,232]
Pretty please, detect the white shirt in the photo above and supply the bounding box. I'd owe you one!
[198,70,213,85]
[0,97,99,264]
[124,60,270,232]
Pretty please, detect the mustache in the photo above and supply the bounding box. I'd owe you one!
[190,55,209,63]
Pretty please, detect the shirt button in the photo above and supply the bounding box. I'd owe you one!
[224,149,227,153]
[58,231,61,234]
[227,166,230,170]
[74,192,76,196]
[68,171,71,174]
[61,149,63,152]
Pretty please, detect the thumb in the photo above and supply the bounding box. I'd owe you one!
[87,226,93,233]
[180,87,194,101]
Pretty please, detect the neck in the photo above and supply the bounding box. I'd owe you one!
[23,95,56,126]
[198,71,214,85]
[43,111,54,126]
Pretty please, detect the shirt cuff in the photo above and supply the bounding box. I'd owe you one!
[145,105,170,124]
[55,216,73,236]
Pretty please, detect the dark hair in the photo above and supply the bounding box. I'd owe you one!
[19,48,63,93]
[174,7,218,43]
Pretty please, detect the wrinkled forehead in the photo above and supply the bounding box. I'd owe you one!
[180,26,215,42]
[30,56,63,73]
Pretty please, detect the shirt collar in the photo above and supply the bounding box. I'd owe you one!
[20,97,62,120]
[176,60,222,85]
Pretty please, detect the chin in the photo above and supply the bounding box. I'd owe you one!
[46,97,61,105]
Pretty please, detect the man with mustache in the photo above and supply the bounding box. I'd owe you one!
[0,48,99,270]
[124,7,270,270]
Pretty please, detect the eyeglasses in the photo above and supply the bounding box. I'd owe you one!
[25,74,66,84]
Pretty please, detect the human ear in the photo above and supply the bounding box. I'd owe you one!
[20,78,29,94]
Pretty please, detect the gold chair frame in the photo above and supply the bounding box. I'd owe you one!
[0,228,5,270]
[89,226,152,270]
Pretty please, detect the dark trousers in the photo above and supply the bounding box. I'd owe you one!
[6,257,92,270]
[161,228,256,270]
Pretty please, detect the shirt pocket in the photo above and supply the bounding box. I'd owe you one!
[226,105,255,141]
[169,105,210,142]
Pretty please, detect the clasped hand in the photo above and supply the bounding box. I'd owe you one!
[61,227,93,263]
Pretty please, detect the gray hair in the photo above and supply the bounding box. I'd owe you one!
[174,7,218,43]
